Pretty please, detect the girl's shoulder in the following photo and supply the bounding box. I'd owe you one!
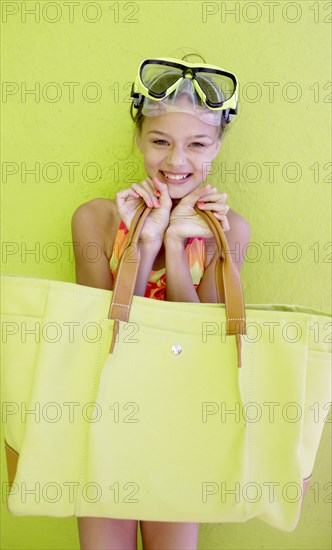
[71,198,121,259]
[72,197,117,218]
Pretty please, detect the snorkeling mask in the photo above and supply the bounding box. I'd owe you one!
[130,57,238,126]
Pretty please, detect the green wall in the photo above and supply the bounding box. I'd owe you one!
[1,1,331,548]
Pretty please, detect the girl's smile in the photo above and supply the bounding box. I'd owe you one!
[159,170,193,184]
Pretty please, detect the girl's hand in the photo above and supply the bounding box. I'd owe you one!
[115,176,172,244]
[166,184,230,243]
[196,186,230,231]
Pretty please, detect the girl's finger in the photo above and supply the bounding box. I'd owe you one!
[152,176,172,204]
[199,193,229,208]
[197,202,229,213]
[116,188,134,199]
[197,186,224,195]
[131,182,160,208]
[116,189,141,205]
[127,189,140,198]
[219,216,230,230]
[196,184,213,196]
[116,190,137,212]
[179,184,212,207]
[145,176,162,198]
[153,176,167,194]
[198,196,228,205]
[144,177,166,204]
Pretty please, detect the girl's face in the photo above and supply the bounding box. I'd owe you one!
[136,106,222,199]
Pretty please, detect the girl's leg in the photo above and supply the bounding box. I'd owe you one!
[140,521,199,550]
[77,517,138,550]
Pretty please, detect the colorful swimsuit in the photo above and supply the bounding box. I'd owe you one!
[109,220,206,301]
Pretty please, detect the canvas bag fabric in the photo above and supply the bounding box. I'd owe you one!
[1,204,331,532]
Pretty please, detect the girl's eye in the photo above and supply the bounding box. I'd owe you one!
[153,140,205,148]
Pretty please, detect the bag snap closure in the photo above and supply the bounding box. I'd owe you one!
[171,344,182,355]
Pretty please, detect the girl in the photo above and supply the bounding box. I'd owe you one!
[71,55,250,550]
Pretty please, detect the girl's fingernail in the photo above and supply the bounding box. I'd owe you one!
[155,201,160,207]
[148,200,153,207]
[154,190,161,196]
[197,202,205,207]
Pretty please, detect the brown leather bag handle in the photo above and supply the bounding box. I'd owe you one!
[107,204,246,364]
[191,206,246,336]
[108,201,151,323]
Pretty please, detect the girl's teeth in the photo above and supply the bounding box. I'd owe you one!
[161,172,190,180]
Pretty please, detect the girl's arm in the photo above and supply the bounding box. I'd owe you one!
[164,212,250,303]
[71,199,162,295]
[131,240,163,296]
[164,233,223,303]
[71,200,114,290]
[164,235,201,302]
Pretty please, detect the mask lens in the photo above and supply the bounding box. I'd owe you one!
[195,70,235,106]
[141,63,183,96]
[139,61,237,108]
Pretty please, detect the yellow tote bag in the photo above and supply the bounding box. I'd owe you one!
[1,205,331,531]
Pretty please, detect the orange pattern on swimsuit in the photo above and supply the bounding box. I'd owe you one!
[109,220,206,301]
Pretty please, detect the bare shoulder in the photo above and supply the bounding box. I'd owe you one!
[71,197,117,226]
[204,208,251,272]
[71,198,123,289]
[71,198,120,256]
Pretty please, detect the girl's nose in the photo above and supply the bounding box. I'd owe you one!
[167,145,187,165]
